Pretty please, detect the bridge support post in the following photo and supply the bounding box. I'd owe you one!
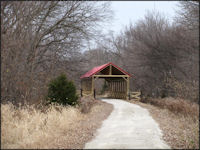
[126,77,130,100]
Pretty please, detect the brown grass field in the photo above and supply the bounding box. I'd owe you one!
[2,96,199,149]
[1,99,113,149]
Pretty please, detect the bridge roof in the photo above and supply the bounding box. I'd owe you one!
[80,62,131,79]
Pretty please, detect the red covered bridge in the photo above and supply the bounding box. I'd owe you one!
[80,62,131,100]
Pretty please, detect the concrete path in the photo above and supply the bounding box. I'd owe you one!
[84,99,170,149]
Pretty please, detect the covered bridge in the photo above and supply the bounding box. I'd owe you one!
[80,62,131,100]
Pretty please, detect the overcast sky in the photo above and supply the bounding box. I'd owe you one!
[103,1,179,35]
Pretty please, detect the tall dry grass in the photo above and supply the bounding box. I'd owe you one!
[79,96,97,113]
[142,97,199,120]
[1,103,84,149]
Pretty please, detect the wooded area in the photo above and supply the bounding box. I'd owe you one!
[1,1,199,105]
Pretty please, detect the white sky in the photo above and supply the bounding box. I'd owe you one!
[103,1,179,35]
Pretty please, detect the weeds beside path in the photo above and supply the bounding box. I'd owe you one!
[126,98,199,149]
[1,100,113,149]
[51,100,113,149]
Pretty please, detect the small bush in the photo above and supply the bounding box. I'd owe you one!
[46,73,78,106]
[165,76,199,103]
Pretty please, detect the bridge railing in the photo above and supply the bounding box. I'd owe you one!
[129,91,141,100]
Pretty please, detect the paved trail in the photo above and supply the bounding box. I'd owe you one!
[84,99,170,149]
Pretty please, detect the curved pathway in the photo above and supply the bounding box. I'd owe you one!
[84,99,170,149]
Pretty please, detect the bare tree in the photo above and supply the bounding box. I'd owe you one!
[93,10,199,102]
[1,1,113,104]
[176,1,199,31]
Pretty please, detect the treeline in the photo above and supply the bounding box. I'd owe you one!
[1,1,112,105]
[82,1,199,103]
[1,1,199,105]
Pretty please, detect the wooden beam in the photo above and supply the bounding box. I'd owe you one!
[94,76,99,81]
[109,65,112,75]
[122,77,128,81]
[91,76,94,96]
[126,77,130,100]
[94,75,129,78]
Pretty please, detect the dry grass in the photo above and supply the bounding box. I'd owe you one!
[141,97,199,119]
[1,99,113,149]
[79,96,98,113]
[1,103,83,149]
[57,100,113,149]
[127,99,199,149]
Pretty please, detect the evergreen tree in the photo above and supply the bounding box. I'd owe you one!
[47,73,78,105]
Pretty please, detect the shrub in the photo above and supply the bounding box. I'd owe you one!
[46,73,78,106]
[165,76,199,103]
